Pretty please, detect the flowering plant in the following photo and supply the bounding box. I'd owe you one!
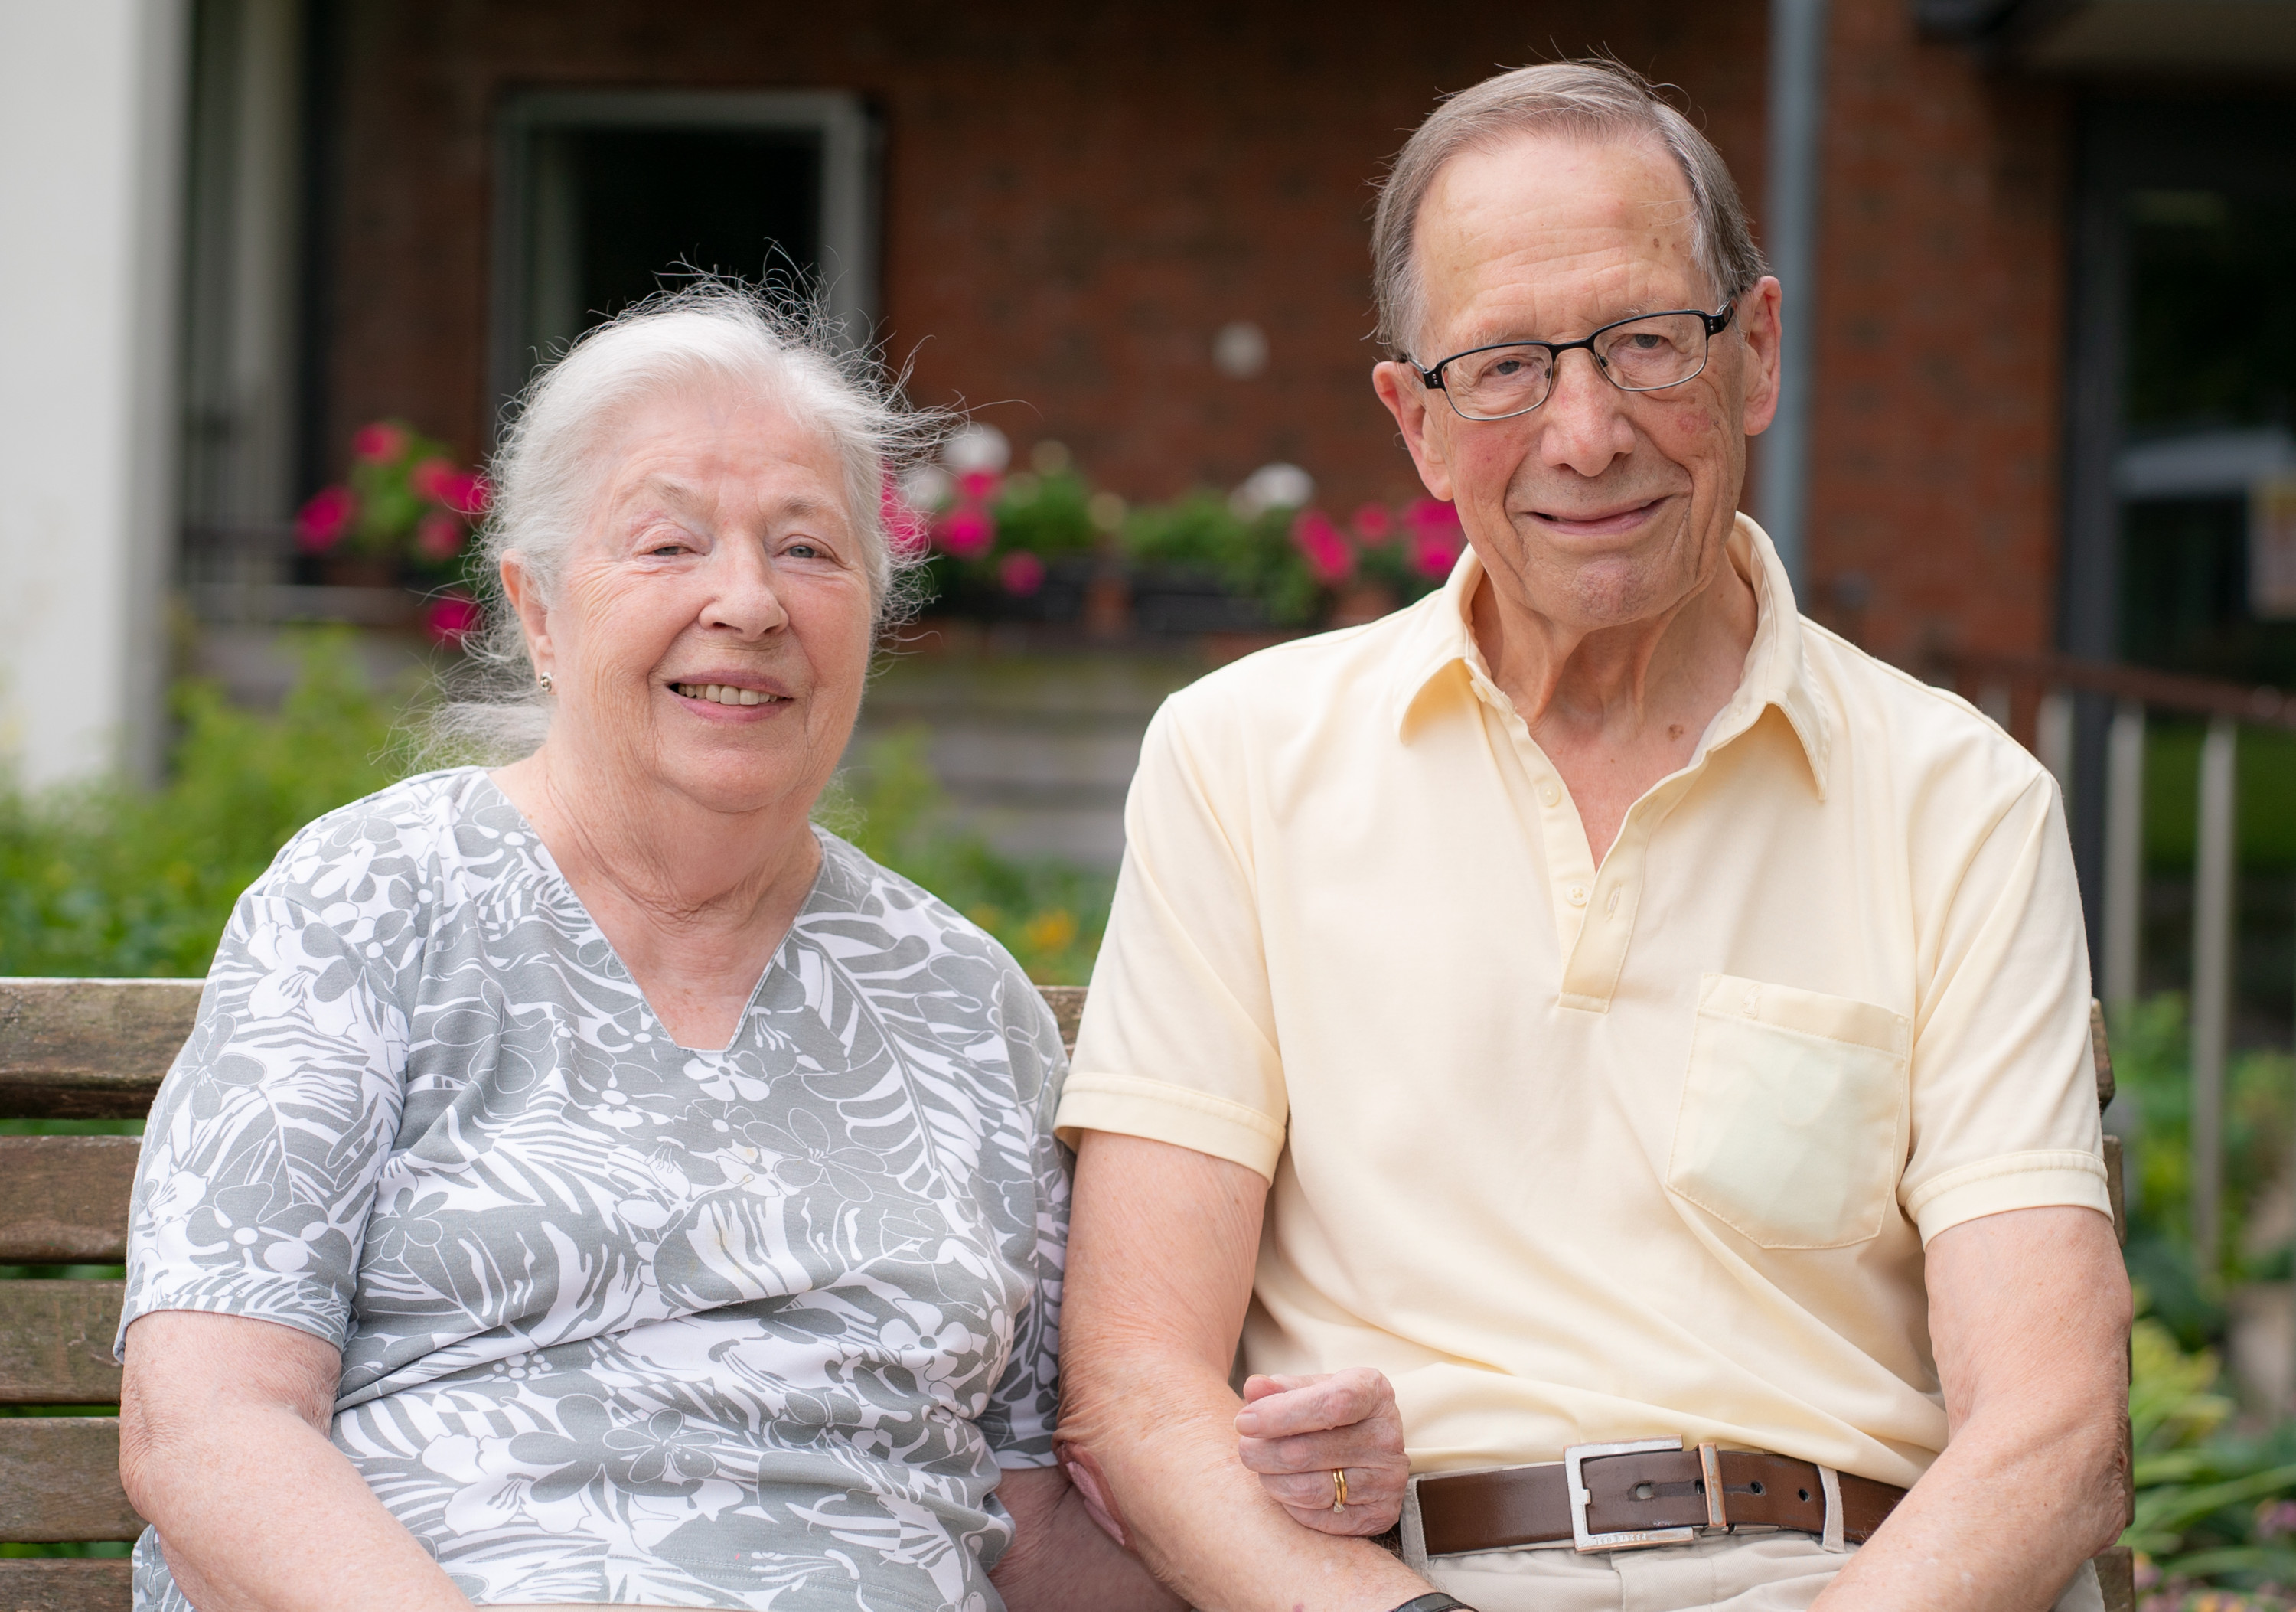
[894,428,1110,610]
[295,420,491,644]
[892,425,1466,630]
[1125,490,1463,627]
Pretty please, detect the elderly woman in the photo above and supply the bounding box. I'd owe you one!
[114,287,1413,1612]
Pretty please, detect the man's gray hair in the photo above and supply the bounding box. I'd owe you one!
[1370,60,1769,359]
[437,280,939,760]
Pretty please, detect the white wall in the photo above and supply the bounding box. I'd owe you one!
[0,0,190,787]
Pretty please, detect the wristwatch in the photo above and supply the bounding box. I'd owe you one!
[1388,1597,1475,1612]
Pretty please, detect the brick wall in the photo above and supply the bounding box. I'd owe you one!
[317,0,2066,661]
[1804,0,2073,664]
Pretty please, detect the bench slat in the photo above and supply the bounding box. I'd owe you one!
[0,1139,139,1265]
[0,1559,134,1612]
[0,1284,124,1405]
[0,981,199,1121]
[0,1418,141,1541]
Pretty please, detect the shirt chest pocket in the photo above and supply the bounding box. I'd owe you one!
[1665,974,1912,1250]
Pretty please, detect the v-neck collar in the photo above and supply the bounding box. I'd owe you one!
[468,769,831,1056]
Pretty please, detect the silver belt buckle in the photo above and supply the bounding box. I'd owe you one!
[1563,1436,1701,1553]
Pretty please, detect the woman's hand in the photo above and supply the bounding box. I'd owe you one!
[1232,1367,1408,1535]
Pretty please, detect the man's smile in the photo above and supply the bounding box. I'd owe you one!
[1518,494,1673,538]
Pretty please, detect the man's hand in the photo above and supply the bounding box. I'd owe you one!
[1235,1369,1408,1535]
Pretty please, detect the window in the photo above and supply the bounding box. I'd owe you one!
[490,90,878,410]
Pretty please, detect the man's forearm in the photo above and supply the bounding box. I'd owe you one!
[1816,1207,2131,1611]
[1812,1392,2125,1610]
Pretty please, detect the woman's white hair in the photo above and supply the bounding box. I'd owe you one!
[435,281,941,761]
[1370,60,1768,360]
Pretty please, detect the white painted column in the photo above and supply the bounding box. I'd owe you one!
[1756,0,1830,592]
[2102,700,2147,1010]
[0,0,191,786]
[2190,716,2239,1284]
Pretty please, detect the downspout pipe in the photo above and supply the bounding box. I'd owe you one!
[1759,0,1829,594]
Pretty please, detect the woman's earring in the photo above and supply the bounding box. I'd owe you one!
[538,672,554,694]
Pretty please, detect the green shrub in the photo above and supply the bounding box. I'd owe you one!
[2113,995,2296,1345]
[0,631,408,977]
[821,726,1108,984]
[0,638,1106,987]
[2126,1307,2296,1603]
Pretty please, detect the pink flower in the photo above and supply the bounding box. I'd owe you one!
[352,422,408,464]
[1290,508,1355,586]
[958,469,1002,504]
[408,456,455,501]
[1403,498,1465,580]
[415,511,465,562]
[938,506,995,561]
[422,592,481,647]
[1000,550,1047,596]
[1352,502,1397,544]
[439,472,490,516]
[882,481,932,558]
[294,485,357,552]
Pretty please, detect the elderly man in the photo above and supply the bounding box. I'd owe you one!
[1052,60,2128,1612]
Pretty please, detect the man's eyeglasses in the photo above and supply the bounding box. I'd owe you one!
[1412,303,1737,423]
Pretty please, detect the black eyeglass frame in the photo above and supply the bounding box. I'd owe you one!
[1412,302,1737,422]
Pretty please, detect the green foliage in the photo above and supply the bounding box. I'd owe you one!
[2112,994,2296,1604]
[0,631,409,977]
[2125,1311,2296,1600]
[990,470,1099,560]
[2112,995,2296,1343]
[821,726,1108,984]
[2141,723,2296,874]
[1121,494,1321,625]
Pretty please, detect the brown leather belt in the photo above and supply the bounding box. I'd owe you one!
[1415,1439,1906,1556]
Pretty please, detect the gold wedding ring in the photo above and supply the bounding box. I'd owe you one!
[1330,1467,1348,1512]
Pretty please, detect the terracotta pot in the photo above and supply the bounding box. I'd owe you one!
[314,554,400,590]
[1329,581,1400,628]
[1084,573,1132,639]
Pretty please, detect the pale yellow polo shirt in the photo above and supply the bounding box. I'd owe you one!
[1056,515,2109,1489]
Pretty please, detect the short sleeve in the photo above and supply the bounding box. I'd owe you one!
[976,978,1071,1468]
[1055,689,1290,1180]
[1900,769,2110,1243]
[116,888,410,1359]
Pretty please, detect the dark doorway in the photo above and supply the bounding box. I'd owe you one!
[491,92,876,411]
[563,126,824,329]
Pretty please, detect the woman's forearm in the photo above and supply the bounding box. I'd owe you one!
[121,1312,470,1612]
[1062,1350,1426,1612]
[990,1465,1185,1612]
[1060,1133,1430,1612]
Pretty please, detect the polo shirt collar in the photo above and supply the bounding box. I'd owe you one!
[1388,513,1832,798]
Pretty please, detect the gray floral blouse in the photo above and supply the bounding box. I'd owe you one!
[119,768,1069,1612]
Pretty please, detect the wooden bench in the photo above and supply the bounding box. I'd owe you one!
[0,978,2128,1611]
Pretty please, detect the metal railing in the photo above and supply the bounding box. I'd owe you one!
[1942,651,2296,1278]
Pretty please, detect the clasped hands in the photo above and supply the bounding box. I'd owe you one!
[1233,1366,1409,1537]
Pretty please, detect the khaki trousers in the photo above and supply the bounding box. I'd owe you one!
[1424,1530,2105,1612]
